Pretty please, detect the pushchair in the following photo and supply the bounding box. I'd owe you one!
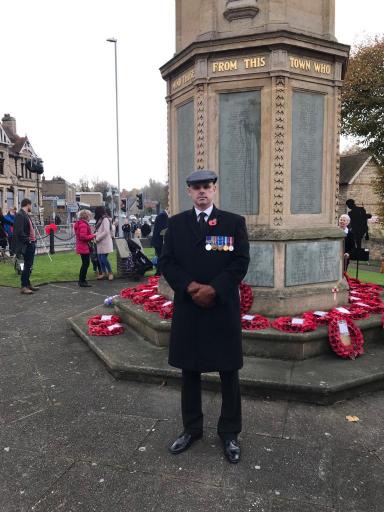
[126,239,153,279]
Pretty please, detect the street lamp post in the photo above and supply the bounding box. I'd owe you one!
[107,37,122,237]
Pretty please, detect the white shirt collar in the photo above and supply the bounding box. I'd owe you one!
[194,204,213,220]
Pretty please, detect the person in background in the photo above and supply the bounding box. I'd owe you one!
[132,227,143,250]
[0,207,13,253]
[151,209,169,276]
[113,216,119,238]
[12,199,39,295]
[346,199,372,248]
[4,207,16,255]
[141,221,151,238]
[122,219,131,241]
[74,210,96,287]
[94,206,114,280]
[338,214,355,272]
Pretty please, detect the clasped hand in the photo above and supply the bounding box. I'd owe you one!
[187,281,216,309]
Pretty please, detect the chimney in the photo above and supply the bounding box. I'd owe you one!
[2,114,16,135]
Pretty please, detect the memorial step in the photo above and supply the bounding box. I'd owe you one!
[69,304,384,405]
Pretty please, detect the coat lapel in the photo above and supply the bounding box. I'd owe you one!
[187,208,203,244]
[206,206,222,235]
[187,205,222,246]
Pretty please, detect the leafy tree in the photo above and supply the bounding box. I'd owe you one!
[341,36,384,164]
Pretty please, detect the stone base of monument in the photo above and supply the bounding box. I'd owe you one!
[113,296,383,361]
[69,303,384,405]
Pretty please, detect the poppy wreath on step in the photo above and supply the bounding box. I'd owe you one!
[239,282,253,315]
[350,300,384,314]
[271,316,317,333]
[328,316,364,359]
[303,311,330,326]
[87,315,122,327]
[329,306,370,321]
[241,314,270,330]
[88,323,125,336]
[143,295,168,312]
[158,301,174,320]
[131,288,160,305]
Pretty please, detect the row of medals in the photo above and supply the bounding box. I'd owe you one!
[205,236,234,252]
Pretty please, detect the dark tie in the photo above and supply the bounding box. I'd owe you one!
[198,212,207,234]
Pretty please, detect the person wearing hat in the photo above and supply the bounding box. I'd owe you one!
[160,170,250,464]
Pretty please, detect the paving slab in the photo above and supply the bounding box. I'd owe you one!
[283,399,369,449]
[31,462,161,512]
[155,478,270,512]
[0,448,73,512]
[0,393,50,426]
[221,434,333,508]
[131,420,227,487]
[332,448,384,512]
[271,498,334,511]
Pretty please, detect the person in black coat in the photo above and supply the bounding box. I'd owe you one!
[346,199,372,248]
[141,221,151,238]
[151,209,169,275]
[12,198,40,294]
[160,170,250,464]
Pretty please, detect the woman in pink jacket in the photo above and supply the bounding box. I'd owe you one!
[74,210,96,287]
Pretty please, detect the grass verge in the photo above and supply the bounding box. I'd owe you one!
[0,248,155,287]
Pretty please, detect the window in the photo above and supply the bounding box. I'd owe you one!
[18,190,25,205]
[0,189,3,209]
[0,152,4,175]
[21,162,25,178]
[7,189,14,208]
[30,190,36,209]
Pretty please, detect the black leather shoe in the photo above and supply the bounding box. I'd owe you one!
[223,439,241,464]
[168,432,203,455]
[78,281,92,287]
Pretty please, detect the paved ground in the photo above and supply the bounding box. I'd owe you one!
[1,280,384,511]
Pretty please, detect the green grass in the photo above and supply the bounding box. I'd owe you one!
[0,248,156,287]
[346,267,384,286]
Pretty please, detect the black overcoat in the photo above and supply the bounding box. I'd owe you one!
[160,205,250,372]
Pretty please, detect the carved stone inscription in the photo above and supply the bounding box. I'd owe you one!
[219,91,261,215]
[285,241,341,286]
[177,101,195,212]
[291,91,324,214]
[245,243,274,287]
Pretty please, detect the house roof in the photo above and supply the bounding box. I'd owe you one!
[2,124,36,157]
[340,153,372,185]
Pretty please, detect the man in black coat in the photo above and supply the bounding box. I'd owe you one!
[151,209,169,275]
[12,198,40,295]
[160,170,250,463]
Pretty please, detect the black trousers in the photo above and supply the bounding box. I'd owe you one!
[79,254,90,283]
[21,242,36,288]
[181,370,241,441]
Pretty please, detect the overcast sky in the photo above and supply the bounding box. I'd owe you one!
[1,0,383,190]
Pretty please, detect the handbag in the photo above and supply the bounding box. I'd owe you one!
[88,241,98,262]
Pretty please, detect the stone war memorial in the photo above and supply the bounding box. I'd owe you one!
[160,0,349,316]
[70,0,384,403]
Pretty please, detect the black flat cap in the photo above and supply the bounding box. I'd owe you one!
[186,170,218,185]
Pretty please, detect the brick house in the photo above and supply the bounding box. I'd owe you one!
[0,114,42,214]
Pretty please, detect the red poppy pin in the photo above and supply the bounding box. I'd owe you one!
[208,219,217,226]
